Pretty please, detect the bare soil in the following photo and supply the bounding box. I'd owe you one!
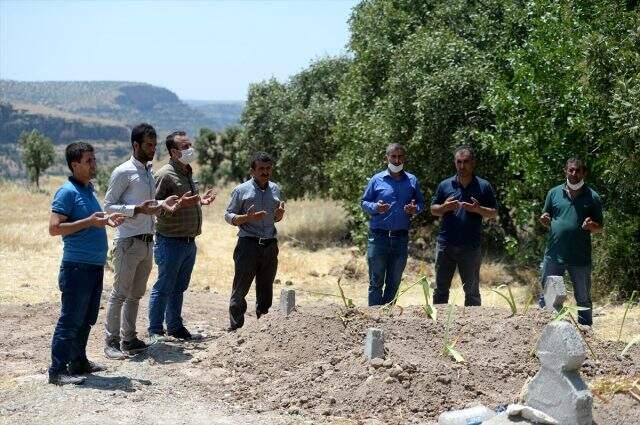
[0,288,638,424]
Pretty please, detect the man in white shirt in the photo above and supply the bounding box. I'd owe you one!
[103,123,178,359]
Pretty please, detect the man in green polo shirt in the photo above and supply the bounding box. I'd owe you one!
[539,157,603,326]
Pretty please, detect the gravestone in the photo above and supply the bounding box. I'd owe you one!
[364,328,384,360]
[543,275,567,312]
[525,321,592,425]
[279,288,295,315]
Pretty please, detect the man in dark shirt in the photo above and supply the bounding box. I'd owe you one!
[224,152,285,331]
[148,131,216,342]
[430,146,497,306]
[361,143,425,306]
[539,157,603,326]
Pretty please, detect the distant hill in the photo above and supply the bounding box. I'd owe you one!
[185,100,245,130]
[0,80,244,179]
[0,80,242,135]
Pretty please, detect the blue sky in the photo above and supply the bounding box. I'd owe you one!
[0,0,358,100]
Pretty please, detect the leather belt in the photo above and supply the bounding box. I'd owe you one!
[241,236,278,246]
[133,234,154,243]
[370,228,409,237]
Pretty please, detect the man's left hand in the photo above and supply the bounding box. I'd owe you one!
[404,199,418,216]
[582,217,600,232]
[460,197,481,214]
[274,201,285,222]
[200,189,217,206]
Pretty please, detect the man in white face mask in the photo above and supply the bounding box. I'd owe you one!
[148,131,216,342]
[361,143,426,306]
[539,157,603,326]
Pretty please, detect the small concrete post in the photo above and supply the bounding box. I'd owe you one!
[279,288,295,315]
[525,321,593,425]
[364,328,384,360]
[543,275,567,312]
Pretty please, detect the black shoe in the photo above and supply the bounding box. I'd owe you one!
[168,326,199,340]
[104,340,126,360]
[49,372,86,386]
[121,337,149,354]
[68,359,106,375]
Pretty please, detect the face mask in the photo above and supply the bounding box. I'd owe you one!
[177,147,195,165]
[388,162,403,173]
[566,179,584,190]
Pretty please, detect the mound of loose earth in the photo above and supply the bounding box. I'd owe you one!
[0,292,638,424]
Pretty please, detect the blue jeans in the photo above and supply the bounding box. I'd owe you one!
[433,243,482,306]
[49,261,103,375]
[367,229,409,306]
[148,235,197,334]
[539,257,593,325]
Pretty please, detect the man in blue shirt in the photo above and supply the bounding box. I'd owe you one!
[361,143,426,306]
[48,142,125,385]
[430,146,497,306]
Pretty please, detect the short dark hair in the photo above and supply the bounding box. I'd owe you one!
[454,145,475,160]
[386,143,406,155]
[250,151,273,169]
[166,130,187,153]
[566,157,587,172]
[131,123,157,147]
[65,142,94,172]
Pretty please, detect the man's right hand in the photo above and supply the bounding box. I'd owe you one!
[376,200,391,213]
[539,212,551,228]
[245,204,267,222]
[443,196,460,212]
[178,191,201,208]
[90,212,125,228]
[135,199,161,215]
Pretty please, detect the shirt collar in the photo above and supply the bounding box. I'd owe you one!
[68,175,93,190]
[131,156,152,171]
[252,178,270,191]
[169,158,192,176]
[383,168,406,179]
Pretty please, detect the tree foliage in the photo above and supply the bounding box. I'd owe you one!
[214,0,640,299]
[18,129,55,188]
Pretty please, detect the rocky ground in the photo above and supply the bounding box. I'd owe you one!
[0,288,638,424]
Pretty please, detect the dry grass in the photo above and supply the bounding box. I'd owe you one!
[1,177,636,343]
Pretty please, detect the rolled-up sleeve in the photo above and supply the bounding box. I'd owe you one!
[104,169,135,217]
[224,188,241,225]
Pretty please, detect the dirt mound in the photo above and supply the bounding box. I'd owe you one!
[1,293,638,424]
[192,303,639,423]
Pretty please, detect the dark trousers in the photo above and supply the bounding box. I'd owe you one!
[229,237,279,329]
[433,243,482,306]
[49,261,103,375]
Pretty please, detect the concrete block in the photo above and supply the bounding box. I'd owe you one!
[364,328,384,360]
[543,275,567,312]
[279,288,295,315]
[525,321,592,425]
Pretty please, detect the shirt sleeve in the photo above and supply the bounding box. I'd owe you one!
[482,182,498,209]
[591,191,604,225]
[224,188,242,225]
[413,178,426,213]
[51,186,74,217]
[154,171,174,201]
[542,190,553,215]
[431,182,445,206]
[104,168,135,217]
[361,177,379,215]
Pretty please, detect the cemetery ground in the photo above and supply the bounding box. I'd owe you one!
[0,177,638,424]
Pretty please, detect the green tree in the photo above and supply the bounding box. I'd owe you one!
[18,129,55,189]
[195,126,247,186]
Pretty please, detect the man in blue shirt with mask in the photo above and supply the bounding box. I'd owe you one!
[361,143,426,306]
[430,146,497,306]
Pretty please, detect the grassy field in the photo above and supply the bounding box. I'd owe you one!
[0,176,637,343]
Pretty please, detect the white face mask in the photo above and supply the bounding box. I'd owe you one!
[177,147,195,165]
[566,179,584,190]
[388,162,403,173]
